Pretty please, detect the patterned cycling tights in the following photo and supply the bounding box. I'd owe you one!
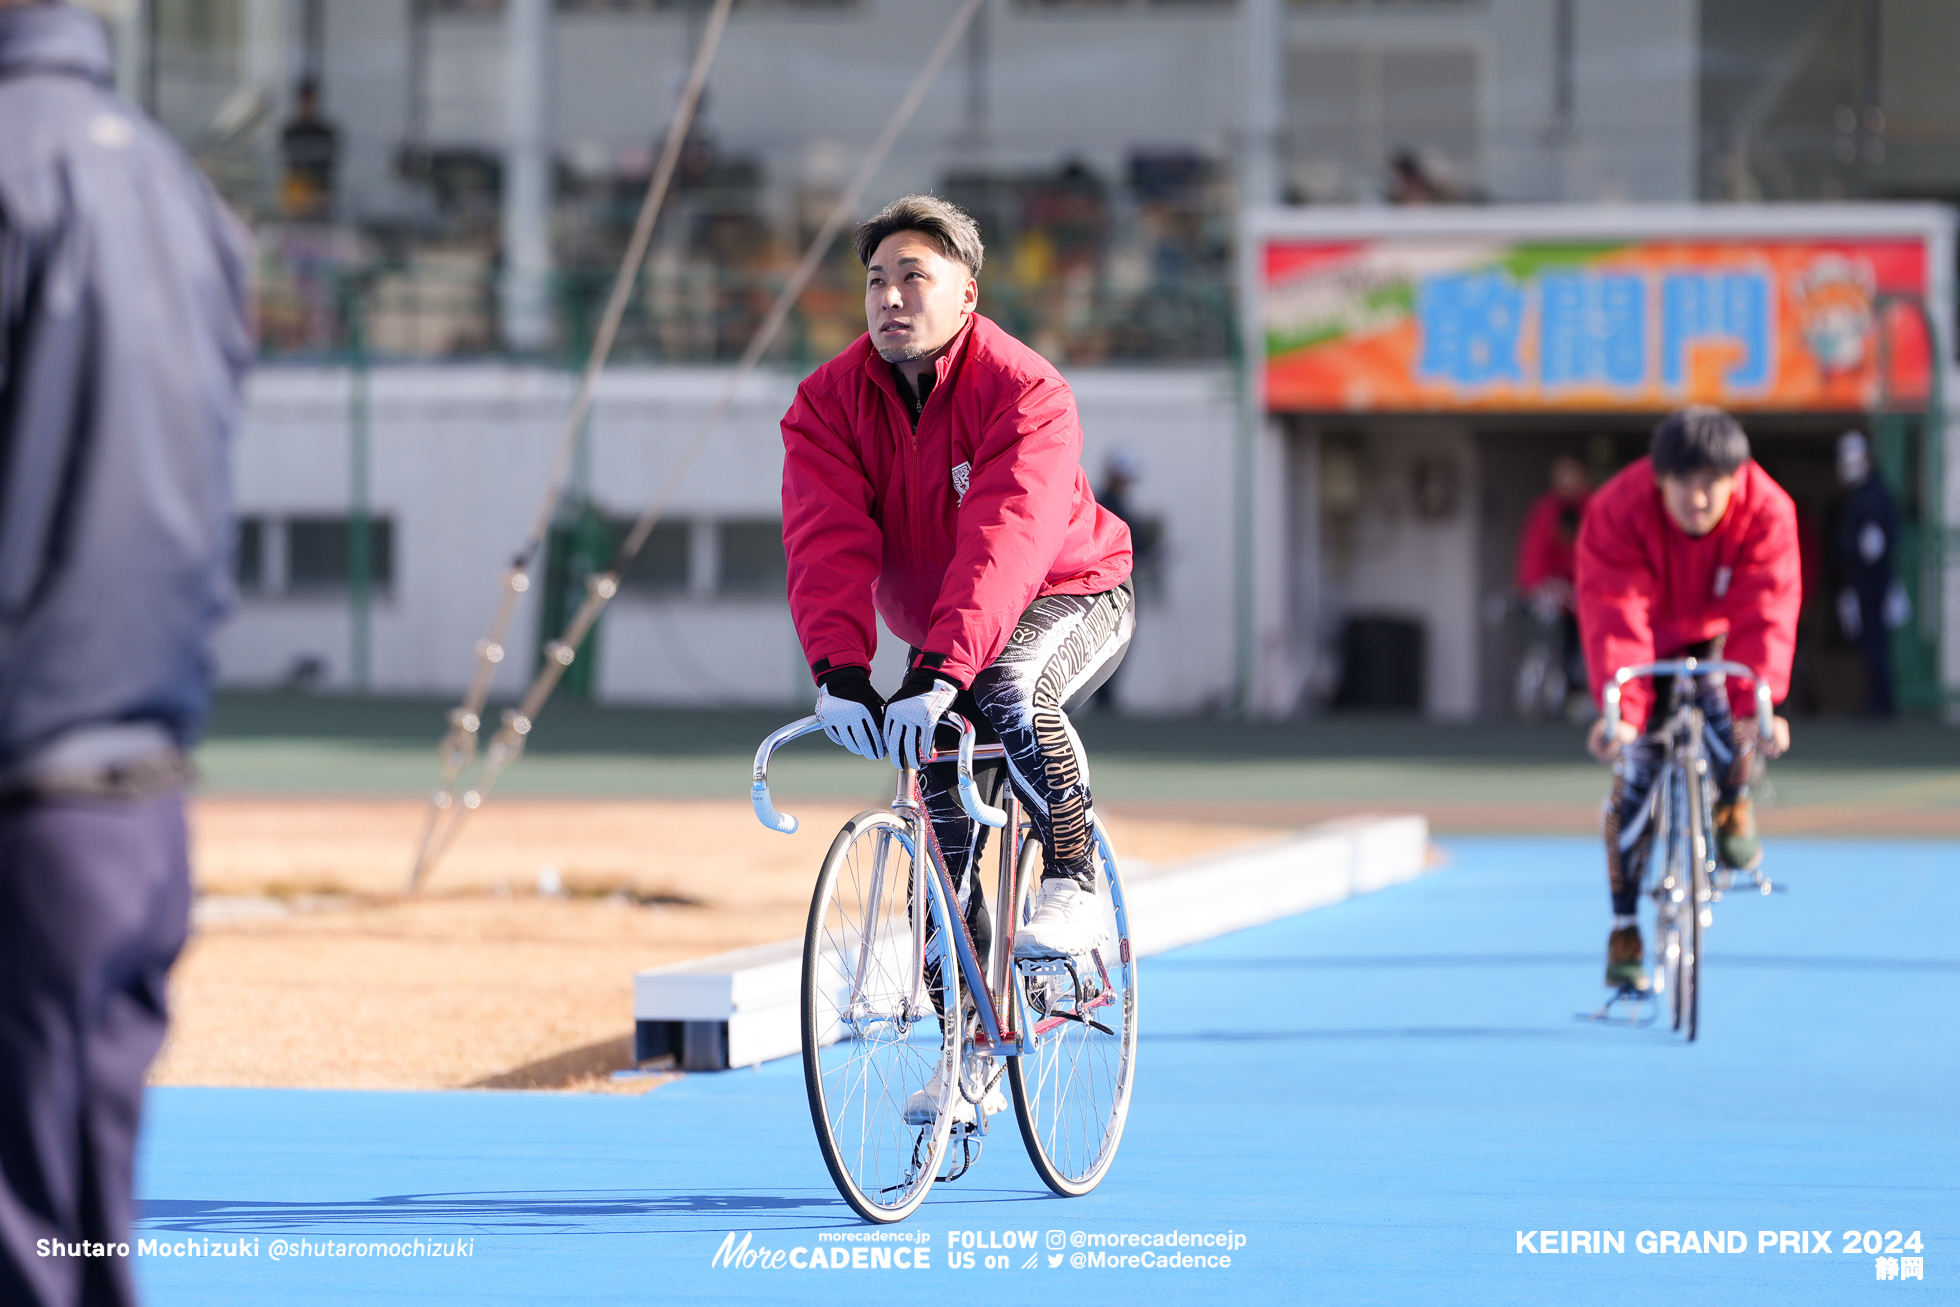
[916,582,1135,964]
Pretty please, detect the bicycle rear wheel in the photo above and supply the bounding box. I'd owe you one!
[801,810,960,1223]
[1009,815,1138,1197]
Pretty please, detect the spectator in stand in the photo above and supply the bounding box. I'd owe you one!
[279,76,338,222]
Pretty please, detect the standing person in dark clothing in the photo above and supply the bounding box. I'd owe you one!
[0,5,253,1305]
[1833,431,1903,716]
[1091,450,1145,712]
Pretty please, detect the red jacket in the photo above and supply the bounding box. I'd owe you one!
[1514,489,1589,593]
[780,314,1132,688]
[1575,458,1801,724]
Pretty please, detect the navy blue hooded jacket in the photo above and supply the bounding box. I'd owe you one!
[0,3,253,769]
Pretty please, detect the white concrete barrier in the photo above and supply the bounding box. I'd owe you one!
[633,813,1434,1070]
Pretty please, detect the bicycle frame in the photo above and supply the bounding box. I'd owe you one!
[754,712,1107,1064]
[1647,691,1709,984]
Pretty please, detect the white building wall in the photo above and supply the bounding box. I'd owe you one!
[221,362,1239,715]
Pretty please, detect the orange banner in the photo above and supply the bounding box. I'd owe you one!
[1262,237,1932,413]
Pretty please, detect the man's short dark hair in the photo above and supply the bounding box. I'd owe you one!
[853,194,985,277]
[1650,406,1750,477]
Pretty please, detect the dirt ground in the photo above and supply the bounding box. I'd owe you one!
[154,797,1283,1093]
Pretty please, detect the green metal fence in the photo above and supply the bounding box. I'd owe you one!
[1872,292,1952,716]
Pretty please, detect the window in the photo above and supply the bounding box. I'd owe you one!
[1019,1,1231,10]
[235,517,265,593]
[1285,45,1480,202]
[432,1,858,12]
[717,519,786,597]
[613,519,690,593]
[285,516,396,592]
[1019,1,1230,9]
[1292,1,1479,8]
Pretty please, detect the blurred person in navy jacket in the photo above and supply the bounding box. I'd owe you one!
[0,4,252,1304]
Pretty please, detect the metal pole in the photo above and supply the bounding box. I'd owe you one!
[1552,0,1575,199]
[143,0,159,116]
[1240,0,1281,211]
[501,0,554,353]
[1232,0,1281,718]
[1223,319,1254,717]
[110,0,147,105]
[347,277,372,693]
[1859,0,1884,186]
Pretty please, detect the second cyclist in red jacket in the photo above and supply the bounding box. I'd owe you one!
[780,196,1133,1119]
[1575,407,1801,992]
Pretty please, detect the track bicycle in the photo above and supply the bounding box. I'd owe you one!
[1586,658,1775,1042]
[751,713,1138,1223]
[1513,586,1591,724]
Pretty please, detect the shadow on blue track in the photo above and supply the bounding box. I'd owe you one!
[140,1190,826,1231]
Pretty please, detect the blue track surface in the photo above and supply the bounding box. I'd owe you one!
[132,838,1956,1305]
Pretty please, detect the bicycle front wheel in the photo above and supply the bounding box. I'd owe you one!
[1682,764,1715,1043]
[1009,815,1138,1197]
[801,810,960,1223]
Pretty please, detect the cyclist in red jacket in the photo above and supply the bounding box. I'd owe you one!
[780,195,1133,1117]
[1575,407,1800,992]
[1515,454,1591,601]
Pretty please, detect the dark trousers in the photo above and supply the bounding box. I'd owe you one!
[0,794,190,1307]
[1855,582,1895,716]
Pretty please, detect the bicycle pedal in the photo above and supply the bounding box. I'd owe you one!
[935,1128,981,1183]
[1576,986,1657,1027]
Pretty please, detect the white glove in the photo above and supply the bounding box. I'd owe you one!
[1884,579,1912,631]
[883,677,959,769]
[1837,587,1863,641]
[816,683,885,761]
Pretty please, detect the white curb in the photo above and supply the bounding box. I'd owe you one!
[633,813,1433,1070]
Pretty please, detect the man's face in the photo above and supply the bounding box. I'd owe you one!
[865,231,976,366]
[1658,470,1737,537]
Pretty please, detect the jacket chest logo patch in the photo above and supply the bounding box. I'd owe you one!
[951,461,971,504]
[1712,565,1732,598]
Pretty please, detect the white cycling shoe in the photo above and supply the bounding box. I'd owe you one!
[903,1061,1006,1127]
[1014,877,1104,959]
